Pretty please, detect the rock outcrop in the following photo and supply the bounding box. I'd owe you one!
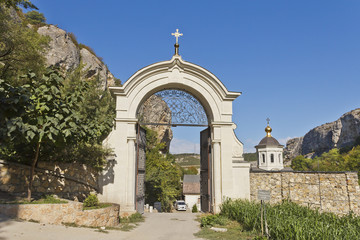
[284,137,304,161]
[138,95,173,152]
[80,48,115,88]
[37,25,116,88]
[284,108,360,160]
[37,25,80,72]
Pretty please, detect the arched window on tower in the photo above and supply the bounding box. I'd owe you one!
[279,154,281,163]
[271,154,274,163]
[262,154,265,163]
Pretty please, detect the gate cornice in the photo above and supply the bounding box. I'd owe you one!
[109,55,241,101]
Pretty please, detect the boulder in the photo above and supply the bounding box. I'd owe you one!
[37,25,117,88]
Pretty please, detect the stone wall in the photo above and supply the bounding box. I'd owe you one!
[250,170,360,215]
[0,160,98,201]
[0,201,119,227]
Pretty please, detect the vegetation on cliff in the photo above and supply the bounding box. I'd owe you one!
[0,5,49,82]
[291,137,360,181]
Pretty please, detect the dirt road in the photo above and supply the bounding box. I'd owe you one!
[0,212,203,240]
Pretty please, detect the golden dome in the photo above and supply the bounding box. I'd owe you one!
[265,125,272,137]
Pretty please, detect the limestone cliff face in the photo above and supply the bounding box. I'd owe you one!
[37,25,80,71]
[37,24,171,148]
[284,108,360,160]
[138,95,173,152]
[80,48,115,87]
[283,137,304,161]
[37,25,115,87]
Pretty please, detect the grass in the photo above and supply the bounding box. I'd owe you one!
[220,199,360,240]
[195,215,260,240]
[62,222,138,233]
[117,212,145,231]
[83,203,112,210]
[117,224,137,232]
[62,222,79,228]
[62,222,112,233]
[28,219,40,223]
[120,212,144,223]
[0,195,67,204]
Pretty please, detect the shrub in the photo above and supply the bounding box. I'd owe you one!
[68,32,79,46]
[25,10,46,24]
[201,214,229,227]
[192,204,198,213]
[78,43,103,63]
[83,194,99,208]
[120,212,144,223]
[129,212,143,222]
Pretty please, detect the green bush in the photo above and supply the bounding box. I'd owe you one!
[192,204,198,213]
[201,214,229,227]
[220,199,360,239]
[83,194,99,208]
[25,10,46,25]
[120,212,144,223]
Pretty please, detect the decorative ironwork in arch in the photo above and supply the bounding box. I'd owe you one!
[138,89,208,127]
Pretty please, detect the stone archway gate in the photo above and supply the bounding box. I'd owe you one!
[98,54,251,214]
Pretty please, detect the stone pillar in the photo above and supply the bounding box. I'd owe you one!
[126,137,136,211]
[212,140,221,213]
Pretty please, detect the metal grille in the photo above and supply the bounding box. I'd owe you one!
[152,89,208,126]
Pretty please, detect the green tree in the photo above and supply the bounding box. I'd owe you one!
[24,10,46,25]
[144,128,182,212]
[181,166,198,178]
[0,0,37,10]
[291,155,313,171]
[344,146,360,177]
[0,6,48,83]
[316,148,345,171]
[62,64,115,143]
[1,68,93,201]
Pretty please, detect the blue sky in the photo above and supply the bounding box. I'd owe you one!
[29,0,360,153]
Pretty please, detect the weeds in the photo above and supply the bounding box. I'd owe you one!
[83,203,112,210]
[120,212,144,223]
[220,199,360,240]
[201,214,229,227]
[1,195,67,204]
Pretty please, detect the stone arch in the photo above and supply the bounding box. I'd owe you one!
[99,55,250,214]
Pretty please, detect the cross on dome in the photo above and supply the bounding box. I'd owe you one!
[266,117,270,125]
[172,29,183,44]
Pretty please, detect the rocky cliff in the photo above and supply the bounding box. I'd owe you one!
[11,9,172,149]
[284,108,360,160]
[38,24,172,149]
[37,25,116,88]
[138,95,173,152]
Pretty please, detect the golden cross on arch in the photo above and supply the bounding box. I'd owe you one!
[172,29,183,44]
